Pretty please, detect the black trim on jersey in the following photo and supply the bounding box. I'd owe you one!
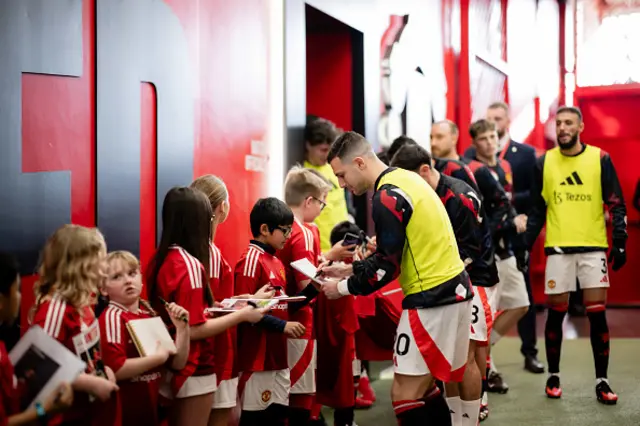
[347,168,473,307]
[435,174,498,287]
[250,239,276,255]
[524,145,628,254]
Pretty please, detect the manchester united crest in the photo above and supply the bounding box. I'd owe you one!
[548,280,556,289]
[261,390,272,403]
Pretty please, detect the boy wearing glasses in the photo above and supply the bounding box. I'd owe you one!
[277,166,332,424]
[235,197,304,426]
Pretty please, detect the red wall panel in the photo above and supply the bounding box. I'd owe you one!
[17,0,271,329]
[306,31,353,131]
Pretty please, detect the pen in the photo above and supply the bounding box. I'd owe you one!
[158,297,189,323]
[315,261,333,278]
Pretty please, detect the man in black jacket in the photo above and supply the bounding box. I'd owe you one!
[465,102,544,375]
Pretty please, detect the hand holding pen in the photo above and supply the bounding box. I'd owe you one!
[158,297,189,325]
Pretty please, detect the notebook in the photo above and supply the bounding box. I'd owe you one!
[9,326,86,409]
[290,258,332,286]
[125,316,177,357]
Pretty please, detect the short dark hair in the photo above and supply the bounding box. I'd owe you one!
[330,221,362,247]
[377,148,390,165]
[250,197,294,238]
[469,119,496,140]
[488,101,510,113]
[305,117,339,146]
[327,131,372,163]
[556,106,583,122]
[390,144,432,172]
[0,252,19,296]
[387,136,418,162]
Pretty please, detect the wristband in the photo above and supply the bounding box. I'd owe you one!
[35,402,48,424]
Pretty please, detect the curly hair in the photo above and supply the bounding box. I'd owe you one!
[33,224,106,311]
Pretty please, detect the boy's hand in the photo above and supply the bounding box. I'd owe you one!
[105,366,117,384]
[253,284,275,300]
[284,322,306,338]
[167,302,190,329]
[325,241,356,262]
[44,382,74,414]
[154,340,175,362]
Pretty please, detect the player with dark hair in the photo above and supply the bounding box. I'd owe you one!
[392,144,498,425]
[318,131,473,426]
[524,106,627,404]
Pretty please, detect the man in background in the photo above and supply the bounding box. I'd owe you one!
[465,102,543,375]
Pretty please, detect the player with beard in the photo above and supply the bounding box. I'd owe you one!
[318,132,473,426]
[524,106,627,404]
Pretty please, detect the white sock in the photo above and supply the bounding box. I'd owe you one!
[490,356,498,372]
[446,396,462,426]
[461,399,482,426]
[596,377,608,385]
[490,328,503,346]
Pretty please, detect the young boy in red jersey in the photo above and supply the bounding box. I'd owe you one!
[235,197,305,426]
[277,166,332,424]
[99,251,190,426]
[0,252,74,426]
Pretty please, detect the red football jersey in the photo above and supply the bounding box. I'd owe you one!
[234,241,289,372]
[32,294,120,426]
[0,341,16,426]
[151,246,211,395]
[209,242,237,382]
[276,218,320,338]
[99,301,162,426]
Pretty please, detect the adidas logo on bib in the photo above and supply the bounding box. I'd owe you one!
[559,171,583,186]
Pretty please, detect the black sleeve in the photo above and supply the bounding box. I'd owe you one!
[474,167,513,235]
[449,192,482,262]
[464,146,477,160]
[257,314,287,332]
[634,180,640,213]
[452,167,481,194]
[512,147,537,213]
[288,284,319,314]
[346,185,409,296]
[601,154,627,246]
[523,155,547,249]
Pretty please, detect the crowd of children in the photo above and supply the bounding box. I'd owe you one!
[0,167,387,426]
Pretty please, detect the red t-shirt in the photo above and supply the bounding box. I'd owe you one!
[209,242,237,382]
[151,246,211,395]
[276,219,320,339]
[0,341,17,426]
[32,294,120,426]
[234,241,288,372]
[99,302,163,426]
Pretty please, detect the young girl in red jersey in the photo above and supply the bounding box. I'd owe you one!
[146,187,267,426]
[31,225,120,426]
[190,175,239,426]
[99,250,190,426]
[0,251,74,425]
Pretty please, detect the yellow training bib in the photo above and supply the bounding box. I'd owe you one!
[541,145,607,248]
[377,169,464,296]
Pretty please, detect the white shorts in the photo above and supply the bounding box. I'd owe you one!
[212,377,238,409]
[239,369,290,411]
[495,256,530,310]
[545,251,609,295]
[470,286,493,344]
[393,301,471,382]
[287,339,316,394]
[159,373,217,399]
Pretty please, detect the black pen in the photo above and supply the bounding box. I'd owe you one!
[315,261,333,279]
[158,297,189,323]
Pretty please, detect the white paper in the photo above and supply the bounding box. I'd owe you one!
[9,326,86,409]
[290,258,331,286]
[126,316,177,356]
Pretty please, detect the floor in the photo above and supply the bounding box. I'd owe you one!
[322,309,640,425]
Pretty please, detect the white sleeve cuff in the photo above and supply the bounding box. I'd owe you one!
[337,279,351,296]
